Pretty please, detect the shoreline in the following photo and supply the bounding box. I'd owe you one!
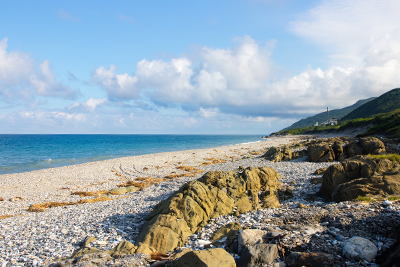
[0,135,302,217]
[0,135,266,176]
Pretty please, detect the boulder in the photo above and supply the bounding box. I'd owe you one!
[237,244,279,267]
[135,167,281,254]
[308,143,335,162]
[286,252,336,267]
[332,172,400,202]
[332,140,344,160]
[344,137,385,158]
[342,236,378,262]
[318,156,396,201]
[237,229,268,254]
[170,248,236,267]
[262,146,292,162]
[359,137,385,155]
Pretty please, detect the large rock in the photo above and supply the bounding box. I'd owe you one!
[237,244,279,267]
[332,172,400,202]
[237,229,268,254]
[308,143,335,162]
[262,146,292,162]
[343,236,378,262]
[286,252,336,267]
[135,167,281,254]
[318,156,397,201]
[345,137,385,157]
[170,248,236,267]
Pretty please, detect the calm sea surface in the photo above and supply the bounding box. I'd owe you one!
[0,134,264,175]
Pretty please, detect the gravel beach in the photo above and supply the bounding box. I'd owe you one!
[1,135,399,267]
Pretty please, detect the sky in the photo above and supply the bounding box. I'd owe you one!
[1,0,400,134]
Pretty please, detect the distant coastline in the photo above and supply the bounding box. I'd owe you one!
[0,134,265,175]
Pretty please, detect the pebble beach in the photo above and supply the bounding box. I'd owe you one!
[0,135,399,267]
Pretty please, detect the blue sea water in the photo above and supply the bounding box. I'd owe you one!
[0,134,265,175]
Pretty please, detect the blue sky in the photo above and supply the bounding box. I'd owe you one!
[1,0,399,134]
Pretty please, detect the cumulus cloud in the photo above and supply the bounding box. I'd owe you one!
[92,65,139,100]
[0,38,79,100]
[92,0,400,119]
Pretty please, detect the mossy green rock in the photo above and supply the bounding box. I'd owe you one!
[135,167,281,254]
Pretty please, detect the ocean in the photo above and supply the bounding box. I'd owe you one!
[0,134,264,175]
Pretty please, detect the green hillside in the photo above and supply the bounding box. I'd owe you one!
[283,98,375,130]
[273,108,400,138]
[341,88,400,121]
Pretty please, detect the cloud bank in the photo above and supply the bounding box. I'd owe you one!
[92,0,400,119]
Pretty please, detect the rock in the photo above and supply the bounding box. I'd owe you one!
[286,252,336,267]
[332,172,400,202]
[376,239,400,267]
[170,248,236,267]
[343,236,378,262]
[262,146,292,162]
[237,244,279,267]
[105,241,136,257]
[359,137,385,155]
[308,143,334,162]
[209,223,242,252]
[237,229,268,254]
[318,156,396,201]
[332,141,344,160]
[313,167,328,175]
[291,149,307,159]
[310,177,323,184]
[135,167,281,254]
[383,200,393,206]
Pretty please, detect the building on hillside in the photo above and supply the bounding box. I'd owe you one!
[330,118,338,125]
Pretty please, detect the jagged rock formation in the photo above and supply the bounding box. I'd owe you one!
[317,156,400,201]
[135,167,281,254]
[263,137,386,163]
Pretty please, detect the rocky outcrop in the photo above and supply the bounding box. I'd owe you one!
[264,137,386,163]
[135,167,281,254]
[318,156,400,201]
[307,137,386,162]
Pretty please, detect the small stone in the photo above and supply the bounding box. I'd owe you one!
[382,200,392,206]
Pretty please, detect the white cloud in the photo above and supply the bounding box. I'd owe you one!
[290,0,400,66]
[0,38,79,100]
[92,1,400,119]
[68,98,108,112]
[199,107,219,118]
[92,65,139,100]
